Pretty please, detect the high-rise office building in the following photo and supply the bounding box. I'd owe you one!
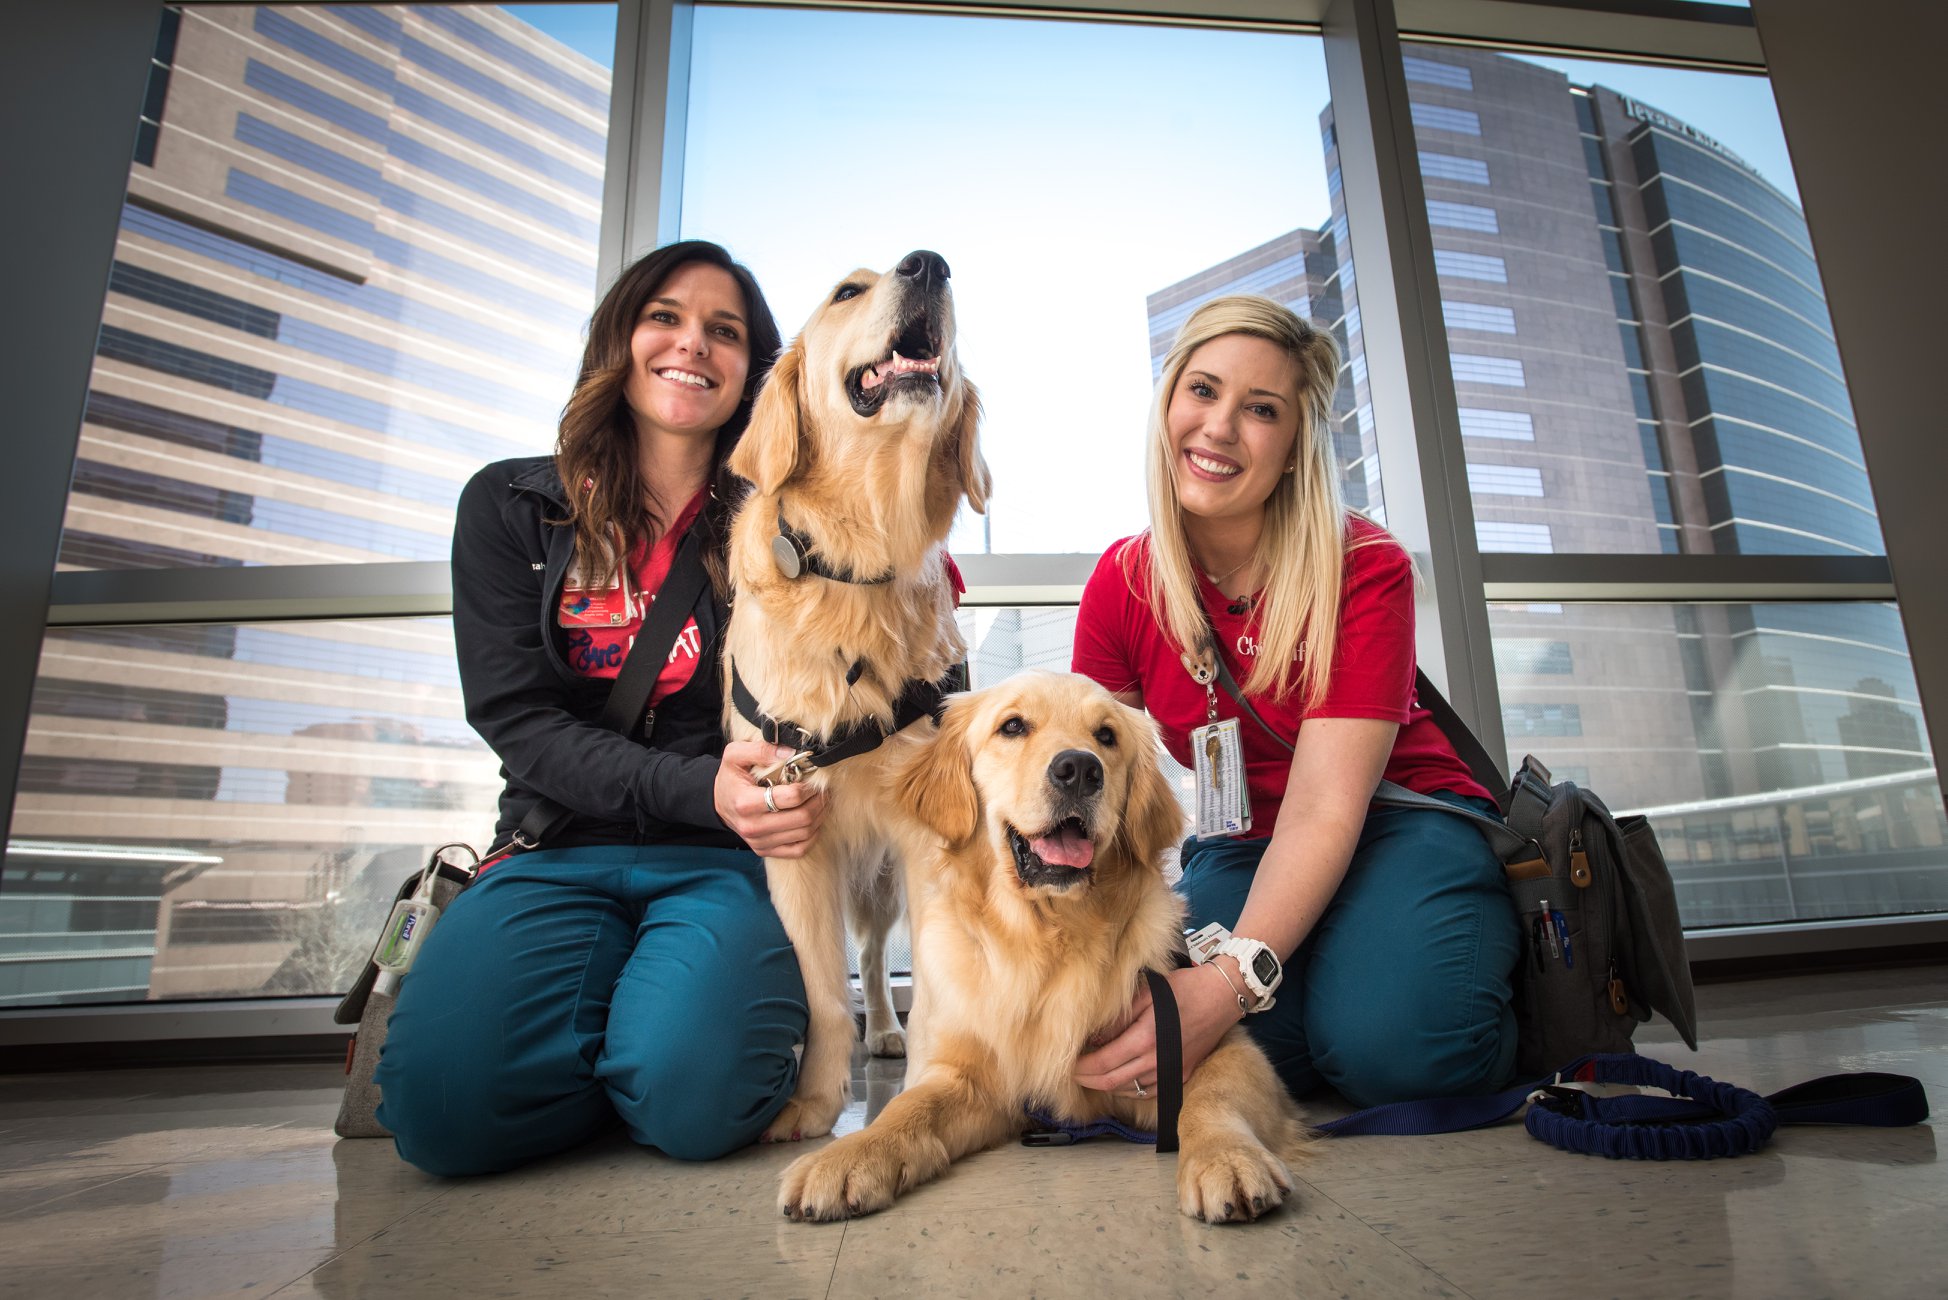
[1146,46,1941,921]
[3,4,609,1004]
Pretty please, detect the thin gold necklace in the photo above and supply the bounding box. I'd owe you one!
[1200,554,1253,587]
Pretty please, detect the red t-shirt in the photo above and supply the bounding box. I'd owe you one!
[559,488,707,708]
[1071,519,1490,838]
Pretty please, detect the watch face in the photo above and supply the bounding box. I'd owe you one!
[1251,949,1280,987]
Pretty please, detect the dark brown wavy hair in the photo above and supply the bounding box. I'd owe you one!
[555,240,783,597]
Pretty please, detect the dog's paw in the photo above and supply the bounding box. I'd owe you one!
[865,1024,906,1058]
[760,1084,849,1144]
[1177,1135,1294,1224]
[777,1135,898,1222]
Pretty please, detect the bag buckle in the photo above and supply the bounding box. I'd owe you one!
[1529,1085,1591,1119]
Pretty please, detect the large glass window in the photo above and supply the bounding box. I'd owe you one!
[3,619,499,1006]
[61,3,615,571]
[1489,601,1944,926]
[6,4,617,1009]
[680,6,1359,554]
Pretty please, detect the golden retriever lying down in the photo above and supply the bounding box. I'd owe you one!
[725,250,988,1142]
[779,672,1312,1223]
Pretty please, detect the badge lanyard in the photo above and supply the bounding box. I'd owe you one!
[1183,643,1251,839]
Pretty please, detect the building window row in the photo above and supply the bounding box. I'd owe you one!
[1457,407,1535,440]
[1477,520,1554,553]
[1427,199,1499,233]
[1410,102,1482,136]
[1420,151,1491,185]
[1434,249,1508,283]
[1451,353,1526,387]
[1466,463,1545,497]
[1402,54,1473,90]
[1443,300,1516,333]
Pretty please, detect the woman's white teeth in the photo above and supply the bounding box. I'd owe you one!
[659,369,710,388]
[1189,452,1240,477]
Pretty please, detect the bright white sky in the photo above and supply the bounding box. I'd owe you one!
[514,4,1798,556]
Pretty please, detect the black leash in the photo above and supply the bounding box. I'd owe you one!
[1021,966,1185,1153]
[1144,967,1184,1153]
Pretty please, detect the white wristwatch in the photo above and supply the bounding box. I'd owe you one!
[1184,922,1282,1012]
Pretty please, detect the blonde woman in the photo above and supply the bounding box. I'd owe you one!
[1072,294,1519,1107]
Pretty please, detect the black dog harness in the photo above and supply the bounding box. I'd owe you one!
[730,658,951,779]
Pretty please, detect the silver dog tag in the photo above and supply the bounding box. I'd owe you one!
[771,532,803,579]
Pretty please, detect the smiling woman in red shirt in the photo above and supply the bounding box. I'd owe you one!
[1071,294,1520,1108]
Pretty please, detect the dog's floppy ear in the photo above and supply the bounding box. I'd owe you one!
[729,342,803,495]
[895,696,981,846]
[953,376,990,515]
[1116,710,1187,873]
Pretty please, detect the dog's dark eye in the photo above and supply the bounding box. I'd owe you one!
[833,284,864,303]
[998,716,1028,738]
[1095,726,1117,748]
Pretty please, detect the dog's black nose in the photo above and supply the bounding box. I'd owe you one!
[1048,749,1104,798]
[896,250,950,285]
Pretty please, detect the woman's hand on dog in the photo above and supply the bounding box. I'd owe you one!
[716,740,829,858]
[1073,962,1247,1097]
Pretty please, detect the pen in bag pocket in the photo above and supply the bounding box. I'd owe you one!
[1538,899,1562,963]
[1550,908,1574,968]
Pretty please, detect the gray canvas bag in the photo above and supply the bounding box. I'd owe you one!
[1206,645,1699,1075]
[1375,754,1699,1077]
[332,845,479,1138]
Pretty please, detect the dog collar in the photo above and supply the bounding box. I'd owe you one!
[772,507,894,585]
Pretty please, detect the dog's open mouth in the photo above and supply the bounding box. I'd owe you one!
[847,312,943,416]
[1007,817,1096,890]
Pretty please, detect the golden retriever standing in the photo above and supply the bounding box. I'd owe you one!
[779,672,1312,1222]
[725,250,988,1142]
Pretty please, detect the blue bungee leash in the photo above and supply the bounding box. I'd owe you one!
[1024,1032,1928,1161]
[1316,1052,1930,1160]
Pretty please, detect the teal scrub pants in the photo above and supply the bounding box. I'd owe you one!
[1178,792,1520,1107]
[373,844,806,1176]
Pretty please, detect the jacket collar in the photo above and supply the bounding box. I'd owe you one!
[509,456,568,507]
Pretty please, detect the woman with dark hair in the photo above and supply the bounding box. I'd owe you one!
[375,241,827,1176]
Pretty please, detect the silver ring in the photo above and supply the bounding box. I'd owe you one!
[763,785,779,815]
[1134,1079,1148,1099]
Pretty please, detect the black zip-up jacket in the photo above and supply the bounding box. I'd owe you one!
[452,456,738,853]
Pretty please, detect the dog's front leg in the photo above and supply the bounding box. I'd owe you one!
[762,845,855,1142]
[1171,1034,1313,1223]
[848,845,905,1058]
[778,1057,1013,1221]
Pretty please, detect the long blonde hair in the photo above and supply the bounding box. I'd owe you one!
[1133,294,1355,710]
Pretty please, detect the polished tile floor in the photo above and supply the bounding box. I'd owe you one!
[1,965,1942,1299]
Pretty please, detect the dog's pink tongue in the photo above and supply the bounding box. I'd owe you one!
[1030,826,1095,870]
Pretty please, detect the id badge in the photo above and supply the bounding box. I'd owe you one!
[1190,717,1252,839]
[558,559,636,628]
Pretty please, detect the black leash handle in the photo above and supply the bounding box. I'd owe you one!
[1143,967,1183,1153]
